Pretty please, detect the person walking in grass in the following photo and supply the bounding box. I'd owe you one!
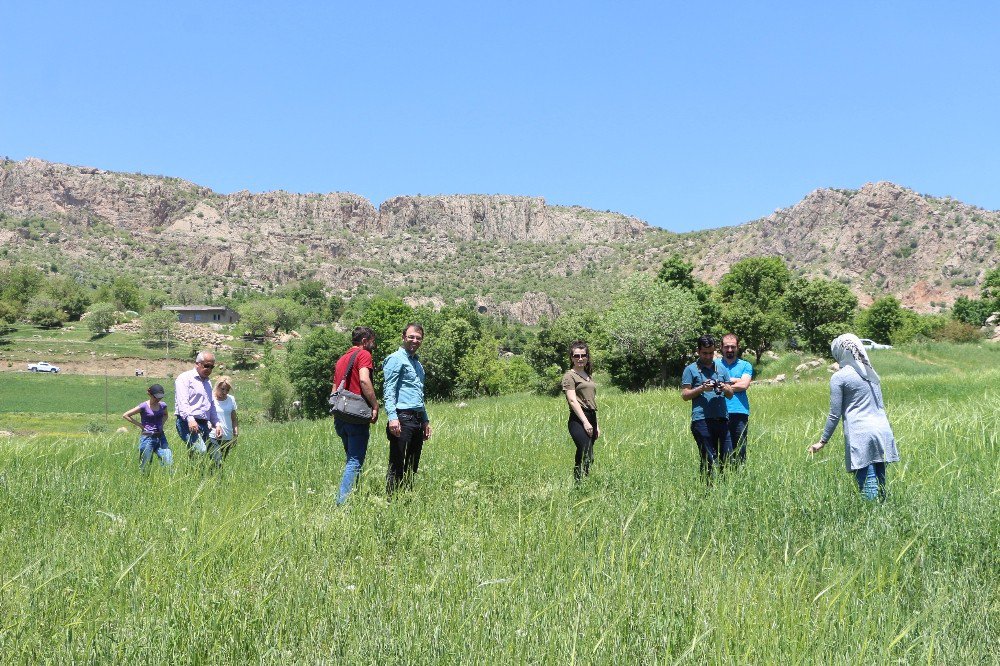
[562,340,599,482]
[174,351,221,458]
[208,375,239,469]
[808,333,899,500]
[720,333,753,466]
[123,383,173,473]
[331,326,379,504]
[383,323,431,495]
[681,335,734,481]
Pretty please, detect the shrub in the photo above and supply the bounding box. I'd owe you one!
[932,320,984,344]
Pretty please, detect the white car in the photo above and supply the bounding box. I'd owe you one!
[28,361,61,373]
[859,339,893,351]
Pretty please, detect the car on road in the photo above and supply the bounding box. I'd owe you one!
[859,339,893,350]
[28,361,61,373]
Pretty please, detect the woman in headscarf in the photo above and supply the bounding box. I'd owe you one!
[808,333,899,499]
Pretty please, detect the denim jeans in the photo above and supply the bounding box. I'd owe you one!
[139,433,172,472]
[728,414,749,465]
[853,463,887,500]
[335,418,371,504]
[175,415,210,458]
[690,418,733,481]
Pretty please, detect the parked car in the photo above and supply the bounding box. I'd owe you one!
[28,361,61,373]
[859,339,893,350]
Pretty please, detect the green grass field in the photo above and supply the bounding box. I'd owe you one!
[0,342,997,662]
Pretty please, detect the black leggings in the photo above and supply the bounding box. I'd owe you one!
[568,409,597,481]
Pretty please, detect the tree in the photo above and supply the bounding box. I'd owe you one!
[602,274,702,390]
[140,310,178,344]
[358,295,415,387]
[45,276,91,321]
[657,255,697,290]
[26,298,67,328]
[286,326,350,419]
[237,301,277,338]
[419,316,477,399]
[525,309,605,372]
[111,277,144,312]
[714,257,793,363]
[85,302,119,336]
[981,266,1000,303]
[0,266,45,306]
[266,298,307,334]
[0,300,17,331]
[951,296,994,327]
[856,295,905,344]
[783,278,858,354]
[260,348,294,422]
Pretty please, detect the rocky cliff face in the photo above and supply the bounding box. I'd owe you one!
[1,158,997,317]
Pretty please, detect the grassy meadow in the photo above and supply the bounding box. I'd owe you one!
[0,342,997,662]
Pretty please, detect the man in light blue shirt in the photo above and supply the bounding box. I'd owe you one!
[720,333,753,465]
[383,322,431,494]
[682,335,734,481]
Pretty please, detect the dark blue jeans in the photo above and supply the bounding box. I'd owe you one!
[335,418,371,504]
[690,418,733,480]
[728,414,749,465]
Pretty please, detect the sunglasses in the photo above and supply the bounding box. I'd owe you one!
[199,363,215,369]
[572,353,588,359]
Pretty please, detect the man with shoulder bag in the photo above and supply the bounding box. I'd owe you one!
[330,326,379,505]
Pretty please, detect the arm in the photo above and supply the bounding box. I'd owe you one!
[122,404,144,430]
[358,366,379,423]
[730,372,752,392]
[809,377,844,453]
[231,408,239,439]
[174,375,190,420]
[383,355,402,435]
[681,383,708,401]
[565,388,594,436]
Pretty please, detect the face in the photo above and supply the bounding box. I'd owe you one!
[196,356,216,378]
[697,345,716,366]
[362,335,376,352]
[215,384,230,398]
[571,347,589,367]
[402,327,423,354]
[722,337,738,361]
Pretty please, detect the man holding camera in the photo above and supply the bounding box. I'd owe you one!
[720,333,753,466]
[681,335,734,481]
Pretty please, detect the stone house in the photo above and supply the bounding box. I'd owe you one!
[162,305,240,324]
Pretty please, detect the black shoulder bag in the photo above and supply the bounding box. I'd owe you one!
[328,350,374,424]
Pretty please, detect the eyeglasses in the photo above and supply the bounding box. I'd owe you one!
[199,363,215,369]
[572,353,588,359]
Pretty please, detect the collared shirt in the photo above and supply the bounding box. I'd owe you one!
[174,368,218,424]
[681,360,732,421]
[382,347,427,422]
[721,357,753,415]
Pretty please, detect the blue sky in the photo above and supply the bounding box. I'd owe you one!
[3,2,999,231]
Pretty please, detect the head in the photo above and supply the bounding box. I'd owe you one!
[214,375,233,398]
[352,326,376,351]
[401,323,424,354]
[830,333,879,383]
[696,335,717,366]
[194,351,216,379]
[148,384,165,401]
[721,334,739,361]
[569,340,592,374]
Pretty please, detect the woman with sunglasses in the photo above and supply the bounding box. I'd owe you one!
[562,340,600,482]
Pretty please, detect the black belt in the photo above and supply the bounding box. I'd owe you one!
[397,408,424,415]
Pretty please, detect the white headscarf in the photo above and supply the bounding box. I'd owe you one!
[830,333,880,384]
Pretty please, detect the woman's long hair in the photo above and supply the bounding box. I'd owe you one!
[569,340,592,376]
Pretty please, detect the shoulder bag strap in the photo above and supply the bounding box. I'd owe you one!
[336,349,363,392]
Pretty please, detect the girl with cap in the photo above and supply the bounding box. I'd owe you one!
[123,384,173,473]
[808,334,899,499]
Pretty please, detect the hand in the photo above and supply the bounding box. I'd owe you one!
[423,421,432,440]
[722,383,734,397]
[583,421,594,437]
[188,417,199,433]
[214,424,223,439]
[594,425,600,441]
[388,419,402,437]
[808,441,825,454]
[370,405,379,424]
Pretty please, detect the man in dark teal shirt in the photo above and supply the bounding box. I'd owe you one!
[681,335,734,481]
[382,322,431,494]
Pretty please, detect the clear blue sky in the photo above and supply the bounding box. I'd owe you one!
[3,2,999,232]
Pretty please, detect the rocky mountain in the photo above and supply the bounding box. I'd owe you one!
[1,157,997,320]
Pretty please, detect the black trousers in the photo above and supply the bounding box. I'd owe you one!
[386,410,425,494]
[728,414,749,465]
[690,418,732,480]
[568,409,598,481]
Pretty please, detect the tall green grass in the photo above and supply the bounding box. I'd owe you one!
[0,344,997,662]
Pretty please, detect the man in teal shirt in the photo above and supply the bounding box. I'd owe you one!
[720,333,753,465]
[682,335,734,480]
[382,322,431,494]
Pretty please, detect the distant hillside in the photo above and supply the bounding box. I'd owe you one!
[1,157,997,320]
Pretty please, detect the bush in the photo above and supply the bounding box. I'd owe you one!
[231,342,258,369]
[286,327,350,419]
[932,320,984,343]
[533,363,565,397]
[85,302,118,336]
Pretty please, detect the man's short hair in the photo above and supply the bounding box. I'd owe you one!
[352,326,375,346]
[697,335,716,350]
[722,333,739,344]
[402,322,424,337]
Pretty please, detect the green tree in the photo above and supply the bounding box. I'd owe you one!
[266,298,307,334]
[111,277,144,312]
[45,276,91,321]
[981,266,1000,303]
[85,302,119,336]
[783,278,858,354]
[140,310,178,344]
[286,326,350,419]
[0,265,45,306]
[715,257,792,363]
[237,301,276,338]
[951,296,993,327]
[358,295,414,386]
[525,309,605,374]
[327,294,345,321]
[0,300,17,330]
[419,316,477,399]
[657,254,696,290]
[856,295,905,344]
[260,350,294,422]
[602,274,702,390]
[26,298,67,328]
